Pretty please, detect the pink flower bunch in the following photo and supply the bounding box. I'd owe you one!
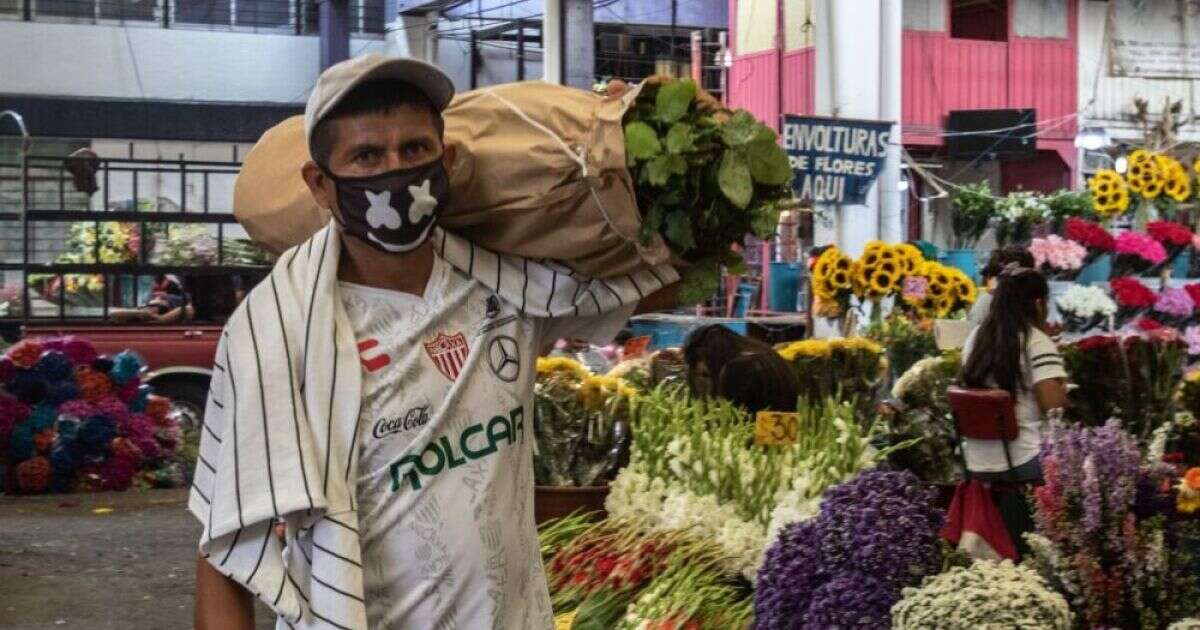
[1029,235,1087,272]
[1115,231,1167,264]
[1185,325,1200,355]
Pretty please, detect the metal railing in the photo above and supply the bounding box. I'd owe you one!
[0,155,271,321]
[1,0,384,35]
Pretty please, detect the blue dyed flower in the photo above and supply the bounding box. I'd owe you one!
[45,380,80,406]
[8,370,48,405]
[8,422,36,461]
[110,351,145,385]
[33,350,75,382]
[28,405,57,432]
[55,416,80,442]
[129,385,151,413]
[76,414,117,457]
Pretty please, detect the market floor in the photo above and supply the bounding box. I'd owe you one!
[0,488,275,629]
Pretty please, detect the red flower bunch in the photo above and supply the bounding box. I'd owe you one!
[1065,217,1116,252]
[1111,277,1157,308]
[1147,220,1194,247]
[546,525,677,603]
[1075,335,1119,353]
[1137,317,1164,332]
[1186,283,1200,307]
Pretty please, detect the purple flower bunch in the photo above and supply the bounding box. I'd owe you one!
[1154,286,1196,326]
[754,470,944,629]
[1032,420,1166,628]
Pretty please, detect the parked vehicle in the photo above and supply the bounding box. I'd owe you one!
[0,152,271,423]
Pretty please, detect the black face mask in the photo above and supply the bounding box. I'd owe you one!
[322,159,450,253]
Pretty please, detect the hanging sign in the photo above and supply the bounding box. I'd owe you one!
[1108,0,1200,79]
[782,115,893,205]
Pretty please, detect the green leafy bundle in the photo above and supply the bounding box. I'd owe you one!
[950,181,996,249]
[623,79,792,303]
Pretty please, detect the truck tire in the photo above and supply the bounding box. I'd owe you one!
[151,377,210,432]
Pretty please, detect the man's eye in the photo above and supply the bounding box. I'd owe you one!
[402,143,428,158]
[355,150,381,164]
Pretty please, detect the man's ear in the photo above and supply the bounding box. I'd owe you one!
[301,160,338,219]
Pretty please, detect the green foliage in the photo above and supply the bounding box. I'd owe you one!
[624,79,793,304]
[950,181,996,249]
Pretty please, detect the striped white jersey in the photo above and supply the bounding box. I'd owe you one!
[341,255,630,629]
[188,223,675,630]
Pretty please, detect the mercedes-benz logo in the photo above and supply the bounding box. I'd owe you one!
[487,335,521,382]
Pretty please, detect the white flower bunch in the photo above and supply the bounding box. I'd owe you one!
[891,560,1073,630]
[611,392,886,581]
[998,191,1050,222]
[1169,619,1200,630]
[1055,284,1117,319]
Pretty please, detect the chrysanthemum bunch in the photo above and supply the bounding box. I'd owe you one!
[754,470,944,629]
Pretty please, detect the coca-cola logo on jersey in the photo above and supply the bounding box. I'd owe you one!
[373,406,432,439]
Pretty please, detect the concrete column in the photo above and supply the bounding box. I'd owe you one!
[563,0,594,89]
[385,7,438,60]
[542,0,563,84]
[319,0,351,70]
[813,0,883,258]
[878,0,904,244]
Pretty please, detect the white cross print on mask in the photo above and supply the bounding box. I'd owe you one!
[364,190,402,230]
[406,179,438,224]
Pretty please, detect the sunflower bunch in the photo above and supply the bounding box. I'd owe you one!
[1127,149,1165,199]
[851,241,924,301]
[1160,154,1193,203]
[1088,169,1132,218]
[811,246,856,318]
[903,262,977,319]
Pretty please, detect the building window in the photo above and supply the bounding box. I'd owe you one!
[173,0,232,26]
[903,0,946,33]
[950,0,1007,42]
[100,0,157,21]
[1012,0,1067,39]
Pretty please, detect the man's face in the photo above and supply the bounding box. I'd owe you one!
[302,104,454,223]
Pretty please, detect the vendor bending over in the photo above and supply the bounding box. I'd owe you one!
[110,274,193,324]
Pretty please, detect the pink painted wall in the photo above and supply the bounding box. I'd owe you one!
[782,48,815,116]
[728,49,781,130]
[728,0,1079,151]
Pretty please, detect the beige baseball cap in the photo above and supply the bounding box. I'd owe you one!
[303,53,456,144]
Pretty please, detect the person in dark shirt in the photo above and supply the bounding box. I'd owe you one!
[111,274,193,324]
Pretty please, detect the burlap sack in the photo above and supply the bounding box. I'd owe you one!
[233,80,670,278]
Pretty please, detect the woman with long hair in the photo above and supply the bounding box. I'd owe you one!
[683,325,799,415]
[959,265,1068,481]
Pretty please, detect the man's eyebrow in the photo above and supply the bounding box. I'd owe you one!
[341,140,387,154]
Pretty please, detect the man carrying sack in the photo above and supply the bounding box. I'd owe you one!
[191,54,678,630]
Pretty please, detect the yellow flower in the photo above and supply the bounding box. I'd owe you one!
[863,240,887,255]
[778,339,832,361]
[1160,157,1192,202]
[936,296,955,317]
[1178,468,1200,514]
[536,356,590,379]
[1089,169,1132,217]
[577,375,635,410]
[870,271,897,295]
[896,243,924,274]
[831,269,851,289]
[1186,369,1200,384]
[831,337,884,355]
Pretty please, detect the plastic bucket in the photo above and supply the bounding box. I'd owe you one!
[1075,254,1111,284]
[1173,250,1192,279]
[768,262,802,312]
[941,249,979,285]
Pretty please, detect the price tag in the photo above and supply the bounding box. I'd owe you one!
[755,411,799,445]
[554,611,577,630]
[623,335,652,359]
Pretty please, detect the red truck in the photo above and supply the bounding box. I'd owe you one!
[2,154,270,424]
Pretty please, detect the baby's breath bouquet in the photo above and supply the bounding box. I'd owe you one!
[891,560,1073,630]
